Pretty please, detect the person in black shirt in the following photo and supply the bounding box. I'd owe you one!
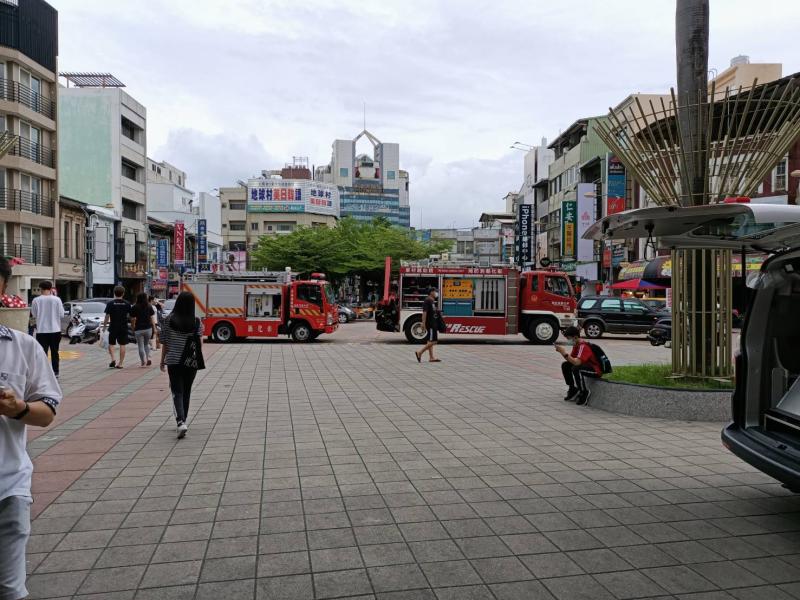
[103,286,131,368]
[131,292,156,367]
[414,288,441,363]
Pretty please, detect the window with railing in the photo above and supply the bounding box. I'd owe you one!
[0,78,55,120]
[0,188,53,215]
[10,137,55,168]
[229,201,246,210]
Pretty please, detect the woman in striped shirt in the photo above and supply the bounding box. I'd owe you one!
[159,292,204,438]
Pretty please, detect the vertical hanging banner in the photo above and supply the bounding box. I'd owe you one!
[561,200,577,258]
[606,153,627,215]
[515,203,532,265]
[576,183,596,262]
[197,219,208,263]
[156,238,169,267]
[174,221,185,265]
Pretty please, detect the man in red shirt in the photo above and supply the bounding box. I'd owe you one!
[555,326,601,405]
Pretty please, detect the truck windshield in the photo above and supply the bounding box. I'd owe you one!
[323,283,336,307]
[545,276,572,296]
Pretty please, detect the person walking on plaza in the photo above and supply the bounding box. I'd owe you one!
[30,281,64,378]
[415,288,441,363]
[103,286,131,369]
[160,291,204,438]
[556,325,602,405]
[150,296,163,350]
[131,292,156,368]
[0,257,62,600]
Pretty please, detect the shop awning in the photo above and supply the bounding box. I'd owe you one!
[618,254,766,280]
[610,279,667,290]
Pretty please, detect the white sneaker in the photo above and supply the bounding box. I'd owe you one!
[177,421,188,439]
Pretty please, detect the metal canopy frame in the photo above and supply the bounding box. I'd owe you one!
[595,75,800,207]
[60,72,126,88]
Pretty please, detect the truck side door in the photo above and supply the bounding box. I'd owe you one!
[541,274,575,313]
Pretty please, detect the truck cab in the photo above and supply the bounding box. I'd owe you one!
[518,270,578,343]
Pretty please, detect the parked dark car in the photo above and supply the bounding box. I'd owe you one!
[641,298,667,312]
[578,296,667,338]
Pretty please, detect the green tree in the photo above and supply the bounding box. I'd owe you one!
[250,217,449,282]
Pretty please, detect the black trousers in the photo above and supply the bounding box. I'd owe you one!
[167,365,197,424]
[561,361,596,392]
[36,332,61,376]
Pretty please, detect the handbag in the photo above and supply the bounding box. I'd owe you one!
[178,319,206,370]
[436,310,447,333]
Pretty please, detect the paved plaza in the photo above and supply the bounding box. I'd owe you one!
[22,324,800,599]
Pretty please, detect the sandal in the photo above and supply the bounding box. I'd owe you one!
[430,359,442,363]
[415,351,421,363]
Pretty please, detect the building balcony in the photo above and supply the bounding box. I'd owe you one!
[2,243,53,267]
[8,136,55,168]
[0,188,55,216]
[0,78,56,120]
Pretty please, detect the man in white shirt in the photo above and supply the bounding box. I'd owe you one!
[30,280,64,378]
[0,258,61,600]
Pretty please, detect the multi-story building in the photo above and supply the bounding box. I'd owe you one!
[544,118,610,279]
[56,195,86,300]
[146,158,223,288]
[59,72,148,295]
[219,185,248,269]
[316,129,410,227]
[0,0,59,298]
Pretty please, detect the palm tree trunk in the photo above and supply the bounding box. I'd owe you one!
[674,0,724,377]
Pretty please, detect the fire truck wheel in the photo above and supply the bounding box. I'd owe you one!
[291,322,313,342]
[528,318,559,345]
[212,322,235,343]
[404,316,427,344]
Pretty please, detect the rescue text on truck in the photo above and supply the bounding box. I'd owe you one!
[181,269,338,343]
[375,258,578,344]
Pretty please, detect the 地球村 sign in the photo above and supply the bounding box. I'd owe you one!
[247,179,340,216]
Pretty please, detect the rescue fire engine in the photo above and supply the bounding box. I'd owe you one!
[376,260,578,344]
[181,270,338,343]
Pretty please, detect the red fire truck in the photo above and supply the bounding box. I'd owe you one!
[376,261,578,344]
[181,270,338,343]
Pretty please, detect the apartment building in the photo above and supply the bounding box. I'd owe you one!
[59,73,148,294]
[0,0,59,298]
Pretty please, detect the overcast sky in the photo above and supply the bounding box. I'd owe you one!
[52,0,799,228]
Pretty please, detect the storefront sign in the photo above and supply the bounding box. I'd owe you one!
[561,200,577,258]
[576,183,595,262]
[197,219,207,262]
[515,203,532,264]
[606,154,627,215]
[174,221,185,265]
[156,239,169,267]
[157,268,168,281]
[247,179,339,216]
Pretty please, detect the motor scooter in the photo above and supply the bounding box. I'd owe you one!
[647,317,672,347]
[67,307,100,344]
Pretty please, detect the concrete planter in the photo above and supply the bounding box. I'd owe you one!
[585,377,731,422]
[0,308,30,333]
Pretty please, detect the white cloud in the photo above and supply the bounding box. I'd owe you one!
[50,0,800,226]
